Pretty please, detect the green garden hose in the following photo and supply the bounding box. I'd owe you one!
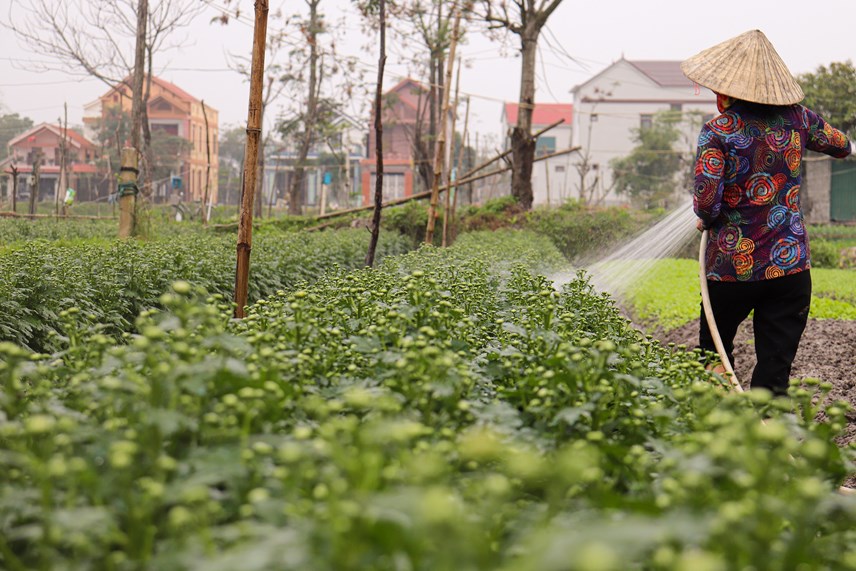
[699,229,742,392]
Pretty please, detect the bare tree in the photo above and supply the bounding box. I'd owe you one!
[474,0,564,209]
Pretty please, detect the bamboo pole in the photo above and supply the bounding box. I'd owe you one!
[441,55,462,247]
[233,0,269,319]
[202,100,212,225]
[315,146,580,221]
[425,4,462,245]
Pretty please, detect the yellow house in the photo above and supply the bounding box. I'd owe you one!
[83,76,219,203]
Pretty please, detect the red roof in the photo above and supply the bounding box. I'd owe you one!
[503,103,573,127]
[7,123,96,149]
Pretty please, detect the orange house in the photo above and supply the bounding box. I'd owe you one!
[83,76,219,203]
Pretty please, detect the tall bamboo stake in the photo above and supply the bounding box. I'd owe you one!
[424,4,462,245]
[441,55,462,247]
[233,0,270,319]
[202,100,212,225]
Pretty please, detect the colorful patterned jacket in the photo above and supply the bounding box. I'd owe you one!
[693,100,852,281]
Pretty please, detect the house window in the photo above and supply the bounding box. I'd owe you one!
[591,114,598,122]
[640,114,653,130]
[555,165,565,173]
[535,136,556,157]
[370,172,405,200]
[670,103,682,112]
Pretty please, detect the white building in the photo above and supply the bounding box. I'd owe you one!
[500,103,574,206]
[264,112,366,212]
[571,59,718,205]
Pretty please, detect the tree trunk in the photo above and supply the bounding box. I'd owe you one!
[511,32,538,210]
[288,0,321,216]
[130,0,148,151]
[364,0,386,268]
[29,150,42,215]
[11,165,18,213]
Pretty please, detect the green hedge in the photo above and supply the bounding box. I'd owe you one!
[1,230,853,570]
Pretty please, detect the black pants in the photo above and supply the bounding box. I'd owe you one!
[699,271,811,395]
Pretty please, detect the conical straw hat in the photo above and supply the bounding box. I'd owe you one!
[681,30,804,105]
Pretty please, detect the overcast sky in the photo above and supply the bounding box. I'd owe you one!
[1,0,854,146]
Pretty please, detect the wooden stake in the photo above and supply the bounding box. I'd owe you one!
[118,148,138,238]
[425,4,462,245]
[233,0,269,319]
[364,0,386,268]
[202,99,212,225]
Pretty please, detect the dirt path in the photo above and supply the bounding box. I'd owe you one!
[657,318,856,486]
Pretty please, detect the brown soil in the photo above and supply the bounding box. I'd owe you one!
[656,318,856,486]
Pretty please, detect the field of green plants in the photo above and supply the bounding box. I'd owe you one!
[2,218,856,570]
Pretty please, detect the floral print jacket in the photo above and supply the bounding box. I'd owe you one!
[693,100,852,281]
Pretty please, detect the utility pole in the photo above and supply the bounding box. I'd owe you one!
[233,0,269,318]
[118,148,138,237]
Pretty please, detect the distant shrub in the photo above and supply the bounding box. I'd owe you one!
[810,239,841,269]
[526,201,639,261]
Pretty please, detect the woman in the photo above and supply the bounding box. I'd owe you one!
[682,30,853,395]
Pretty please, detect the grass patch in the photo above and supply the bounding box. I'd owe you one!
[619,260,856,331]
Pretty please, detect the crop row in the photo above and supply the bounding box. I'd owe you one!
[1,230,854,570]
[0,229,409,352]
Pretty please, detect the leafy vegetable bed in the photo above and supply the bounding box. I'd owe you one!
[0,230,408,352]
[1,231,854,570]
